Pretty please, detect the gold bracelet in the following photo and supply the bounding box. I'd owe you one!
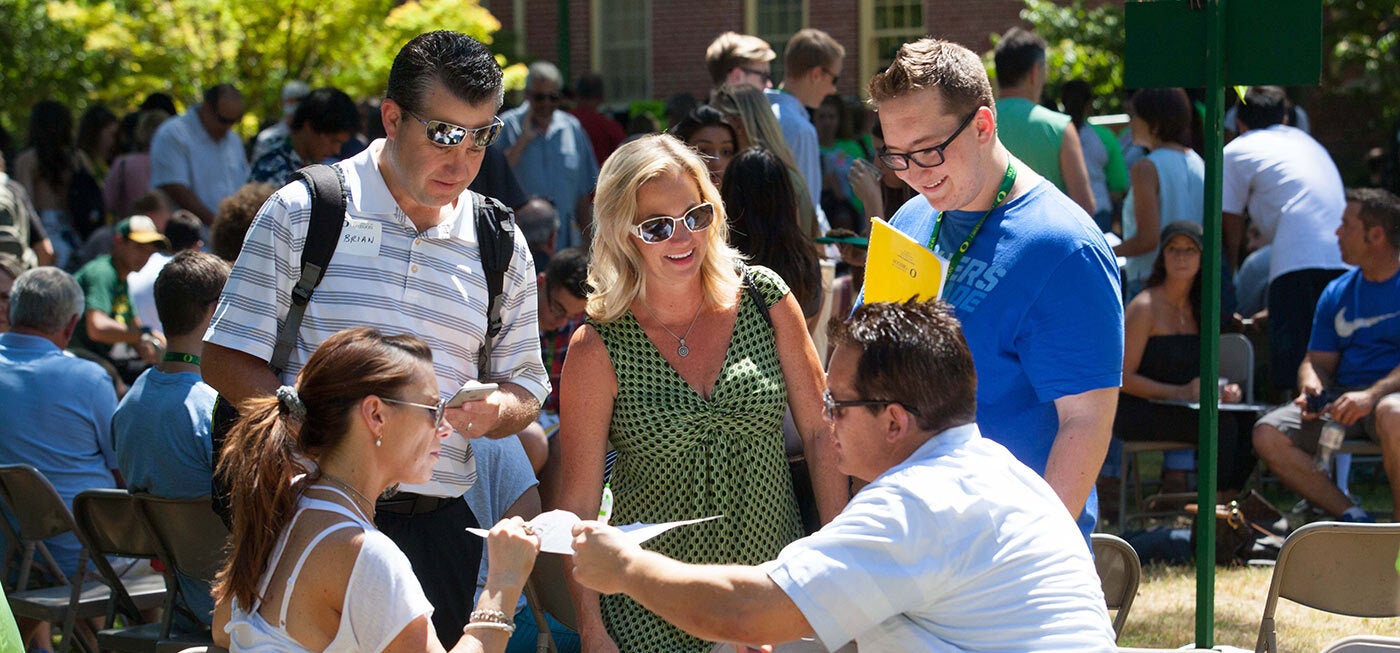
[463,621,516,634]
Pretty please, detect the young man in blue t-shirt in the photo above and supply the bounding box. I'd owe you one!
[1253,188,1400,522]
[864,38,1123,537]
[113,250,230,624]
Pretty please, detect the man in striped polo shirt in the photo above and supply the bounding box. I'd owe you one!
[202,31,549,643]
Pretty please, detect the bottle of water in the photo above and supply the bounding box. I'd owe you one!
[1316,418,1346,473]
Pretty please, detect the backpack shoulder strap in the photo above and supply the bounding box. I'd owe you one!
[271,164,346,375]
[473,192,516,378]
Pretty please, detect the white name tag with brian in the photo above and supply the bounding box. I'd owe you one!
[339,218,382,257]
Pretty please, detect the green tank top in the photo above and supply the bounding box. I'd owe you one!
[590,265,804,651]
[996,97,1071,191]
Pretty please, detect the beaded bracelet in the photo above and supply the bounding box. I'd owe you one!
[463,621,516,634]
[469,608,512,625]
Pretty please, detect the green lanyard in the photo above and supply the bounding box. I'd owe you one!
[163,352,201,366]
[926,163,1017,296]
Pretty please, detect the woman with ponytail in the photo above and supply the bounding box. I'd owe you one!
[212,327,540,652]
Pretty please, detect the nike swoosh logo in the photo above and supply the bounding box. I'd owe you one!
[1335,307,1400,338]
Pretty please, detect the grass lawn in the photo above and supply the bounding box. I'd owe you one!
[1119,563,1400,651]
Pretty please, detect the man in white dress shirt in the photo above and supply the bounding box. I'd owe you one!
[570,300,1114,652]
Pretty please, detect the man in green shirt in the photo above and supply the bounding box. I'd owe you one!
[71,215,168,380]
[993,27,1097,217]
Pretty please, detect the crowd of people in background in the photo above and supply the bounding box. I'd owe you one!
[1,15,1399,653]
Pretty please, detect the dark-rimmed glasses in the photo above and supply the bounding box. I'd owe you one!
[822,390,920,421]
[405,110,503,149]
[382,396,447,430]
[877,107,981,170]
[531,92,562,104]
[739,67,772,84]
[631,202,715,244]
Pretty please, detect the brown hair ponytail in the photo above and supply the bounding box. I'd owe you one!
[213,394,309,608]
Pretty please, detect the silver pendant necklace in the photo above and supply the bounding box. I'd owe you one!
[641,299,705,357]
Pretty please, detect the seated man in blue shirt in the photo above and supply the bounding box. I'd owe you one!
[1253,188,1400,522]
[0,267,120,645]
[113,250,230,624]
[570,301,1115,652]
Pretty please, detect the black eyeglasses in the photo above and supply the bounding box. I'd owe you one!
[739,66,772,83]
[382,396,448,430]
[825,69,840,86]
[822,391,920,421]
[531,92,562,104]
[405,110,503,149]
[216,113,242,126]
[631,202,715,244]
[877,107,981,171]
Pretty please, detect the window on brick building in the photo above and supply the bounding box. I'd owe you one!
[592,0,651,104]
[745,0,807,86]
[859,0,926,95]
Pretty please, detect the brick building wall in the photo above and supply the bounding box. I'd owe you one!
[926,0,1024,51]
[485,0,1028,104]
[649,0,745,100]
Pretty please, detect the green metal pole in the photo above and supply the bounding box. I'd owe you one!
[1196,0,1226,646]
[557,0,572,83]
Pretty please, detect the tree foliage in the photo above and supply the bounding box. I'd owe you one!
[0,0,513,142]
[1323,0,1400,125]
[1009,0,1126,116]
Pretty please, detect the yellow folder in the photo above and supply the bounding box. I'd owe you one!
[864,217,945,303]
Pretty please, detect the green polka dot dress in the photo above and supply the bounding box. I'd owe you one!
[591,265,804,651]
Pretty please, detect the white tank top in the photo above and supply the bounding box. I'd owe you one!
[225,486,434,652]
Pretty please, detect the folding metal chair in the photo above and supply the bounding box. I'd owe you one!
[71,489,171,652]
[133,494,230,653]
[1090,533,1141,640]
[0,465,159,653]
[1322,635,1400,652]
[1255,522,1400,652]
[1119,334,1259,528]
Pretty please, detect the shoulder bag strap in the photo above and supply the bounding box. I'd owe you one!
[474,192,516,378]
[742,265,774,332]
[271,163,346,375]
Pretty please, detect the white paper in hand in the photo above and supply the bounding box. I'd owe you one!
[614,515,723,544]
[465,509,580,554]
[466,510,723,554]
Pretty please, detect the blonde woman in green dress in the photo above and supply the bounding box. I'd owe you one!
[557,134,846,652]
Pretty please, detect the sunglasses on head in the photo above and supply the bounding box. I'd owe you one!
[405,110,503,149]
[631,202,715,244]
